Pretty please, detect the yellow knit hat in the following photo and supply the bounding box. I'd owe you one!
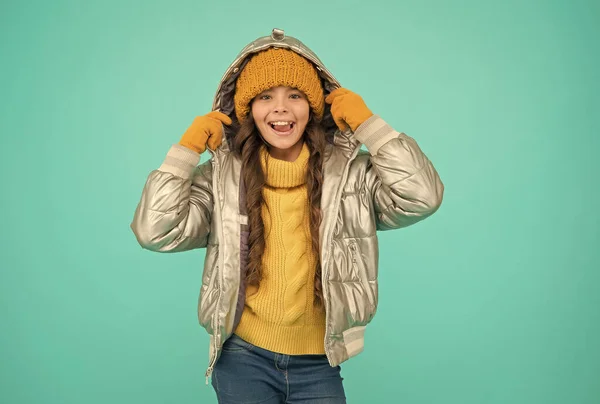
[234,48,324,123]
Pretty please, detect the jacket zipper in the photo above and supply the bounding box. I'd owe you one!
[204,263,219,385]
[202,139,361,372]
[321,142,362,366]
[205,152,223,385]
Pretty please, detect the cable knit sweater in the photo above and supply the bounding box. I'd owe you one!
[234,142,326,354]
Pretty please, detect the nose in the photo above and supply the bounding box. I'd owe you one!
[273,103,288,114]
[273,96,289,114]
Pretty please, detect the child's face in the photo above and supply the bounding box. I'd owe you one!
[251,86,310,161]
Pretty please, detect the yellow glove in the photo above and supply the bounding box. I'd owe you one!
[178,111,232,154]
[325,88,373,132]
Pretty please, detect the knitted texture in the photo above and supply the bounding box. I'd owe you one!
[178,111,232,154]
[234,48,324,123]
[325,87,374,132]
[234,143,326,355]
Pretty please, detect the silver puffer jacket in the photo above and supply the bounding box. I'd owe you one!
[130,28,444,382]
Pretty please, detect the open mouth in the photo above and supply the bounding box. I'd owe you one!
[269,121,295,135]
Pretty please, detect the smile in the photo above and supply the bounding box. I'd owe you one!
[268,121,296,135]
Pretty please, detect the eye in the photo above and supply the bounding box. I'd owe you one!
[290,93,302,99]
[259,94,271,100]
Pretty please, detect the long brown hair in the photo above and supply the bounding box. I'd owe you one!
[231,112,328,308]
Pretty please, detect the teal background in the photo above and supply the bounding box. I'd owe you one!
[1,0,598,403]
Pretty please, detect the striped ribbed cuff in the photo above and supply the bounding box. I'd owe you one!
[157,144,201,180]
[353,114,400,155]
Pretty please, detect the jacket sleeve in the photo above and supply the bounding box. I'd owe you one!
[354,114,444,231]
[130,144,213,252]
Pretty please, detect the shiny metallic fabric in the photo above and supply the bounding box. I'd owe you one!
[130,28,444,382]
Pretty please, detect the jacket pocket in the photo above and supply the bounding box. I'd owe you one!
[199,244,219,330]
[349,240,375,309]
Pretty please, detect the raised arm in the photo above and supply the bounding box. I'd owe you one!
[130,111,231,251]
[130,145,214,252]
[355,115,444,230]
[325,88,444,231]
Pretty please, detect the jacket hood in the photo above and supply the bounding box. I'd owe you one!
[211,28,343,152]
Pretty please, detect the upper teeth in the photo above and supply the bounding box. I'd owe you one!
[271,121,292,125]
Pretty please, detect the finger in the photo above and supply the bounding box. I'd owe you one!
[206,119,223,137]
[325,88,350,104]
[325,88,343,104]
[206,111,232,125]
[333,116,348,131]
[330,100,345,120]
[330,99,349,131]
[207,131,222,150]
[197,129,210,147]
[206,119,224,150]
[331,106,348,131]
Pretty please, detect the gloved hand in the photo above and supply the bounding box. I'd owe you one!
[325,88,374,132]
[178,111,232,154]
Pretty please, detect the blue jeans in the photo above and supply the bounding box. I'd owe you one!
[211,334,347,403]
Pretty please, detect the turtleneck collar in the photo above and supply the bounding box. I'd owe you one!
[259,142,310,188]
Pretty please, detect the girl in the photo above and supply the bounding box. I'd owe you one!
[131,28,444,403]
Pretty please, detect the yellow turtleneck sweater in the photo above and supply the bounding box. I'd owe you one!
[234,143,326,355]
